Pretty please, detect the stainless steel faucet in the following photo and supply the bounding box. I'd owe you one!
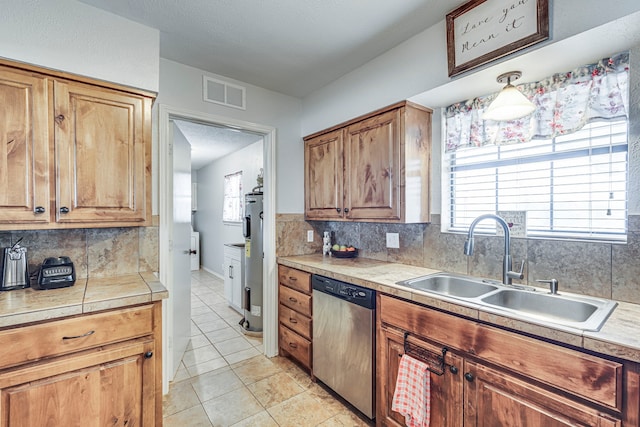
[464,214,524,285]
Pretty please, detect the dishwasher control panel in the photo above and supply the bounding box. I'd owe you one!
[312,274,375,309]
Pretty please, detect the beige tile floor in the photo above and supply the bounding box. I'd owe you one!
[163,269,372,427]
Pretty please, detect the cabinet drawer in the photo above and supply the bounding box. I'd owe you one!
[279,304,311,340]
[0,305,154,370]
[279,324,311,369]
[380,294,478,351]
[380,294,623,411]
[475,324,623,410]
[279,286,312,317]
[278,265,311,294]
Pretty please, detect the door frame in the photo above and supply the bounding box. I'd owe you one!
[158,104,277,392]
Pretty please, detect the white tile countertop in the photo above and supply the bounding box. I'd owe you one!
[278,254,640,363]
[0,272,167,328]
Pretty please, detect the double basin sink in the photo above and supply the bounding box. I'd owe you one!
[396,273,617,332]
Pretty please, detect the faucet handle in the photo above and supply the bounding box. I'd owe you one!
[507,259,525,280]
[536,279,559,295]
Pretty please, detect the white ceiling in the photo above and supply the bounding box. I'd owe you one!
[77,0,469,98]
[77,0,468,169]
[173,120,262,170]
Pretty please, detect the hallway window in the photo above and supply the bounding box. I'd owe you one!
[223,171,243,222]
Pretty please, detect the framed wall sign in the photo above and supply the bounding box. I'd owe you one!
[446,0,549,77]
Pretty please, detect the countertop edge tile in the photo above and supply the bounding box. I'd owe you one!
[0,305,84,328]
[278,254,640,362]
[0,273,167,329]
[83,294,152,314]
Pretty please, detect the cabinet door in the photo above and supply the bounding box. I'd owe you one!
[345,109,400,220]
[224,255,234,307]
[230,257,243,310]
[53,81,149,225]
[464,361,620,427]
[0,339,156,427]
[304,129,344,220]
[377,328,463,427]
[0,67,50,225]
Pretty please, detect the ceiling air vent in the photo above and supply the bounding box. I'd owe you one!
[203,76,246,110]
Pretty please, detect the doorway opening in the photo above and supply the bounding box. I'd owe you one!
[158,105,277,393]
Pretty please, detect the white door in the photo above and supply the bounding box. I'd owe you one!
[171,122,192,379]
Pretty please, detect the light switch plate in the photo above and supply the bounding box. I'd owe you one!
[307,230,314,242]
[386,233,400,248]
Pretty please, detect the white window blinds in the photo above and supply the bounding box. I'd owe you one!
[445,120,628,241]
[223,171,243,222]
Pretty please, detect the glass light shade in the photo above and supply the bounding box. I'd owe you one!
[482,84,536,121]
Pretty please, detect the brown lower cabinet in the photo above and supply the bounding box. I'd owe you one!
[278,265,313,372]
[0,302,162,426]
[377,293,639,427]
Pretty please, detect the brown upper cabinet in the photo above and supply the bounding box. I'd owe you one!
[0,67,50,226]
[0,60,154,230]
[304,101,432,223]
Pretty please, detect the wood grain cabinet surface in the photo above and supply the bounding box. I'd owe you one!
[377,293,637,427]
[0,66,50,225]
[0,60,154,230]
[0,302,162,426]
[278,265,313,372]
[304,101,432,223]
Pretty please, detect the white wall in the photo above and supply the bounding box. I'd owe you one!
[0,0,159,92]
[194,141,264,275]
[301,0,640,136]
[156,59,304,214]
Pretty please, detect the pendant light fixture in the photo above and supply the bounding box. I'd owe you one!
[482,71,536,121]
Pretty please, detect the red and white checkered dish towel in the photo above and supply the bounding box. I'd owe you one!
[392,354,431,427]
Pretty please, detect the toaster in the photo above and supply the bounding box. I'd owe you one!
[35,256,76,290]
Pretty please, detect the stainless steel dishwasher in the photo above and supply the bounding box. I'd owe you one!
[312,274,375,419]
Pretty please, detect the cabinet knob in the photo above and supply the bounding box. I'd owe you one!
[288,297,298,303]
[344,207,349,213]
[464,372,474,382]
[289,317,298,324]
[336,208,341,213]
[449,365,459,375]
[144,351,153,359]
[34,206,46,214]
[288,342,298,349]
[54,114,65,125]
[60,206,70,214]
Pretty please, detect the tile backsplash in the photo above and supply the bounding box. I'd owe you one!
[277,213,640,305]
[0,218,159,280]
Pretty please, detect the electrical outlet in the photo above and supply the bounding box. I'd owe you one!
[307,230,314,242]
[386,233,400,248]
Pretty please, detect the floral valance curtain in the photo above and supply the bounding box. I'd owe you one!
[445,52,629,153]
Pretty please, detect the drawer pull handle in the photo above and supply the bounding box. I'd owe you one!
[62,330,95,340]
[464,372,474,382]
[289,342,298,349]
[289,318,298,324]
[288,276,297,281]
[144,351,154,359]
[288,297,298,303]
